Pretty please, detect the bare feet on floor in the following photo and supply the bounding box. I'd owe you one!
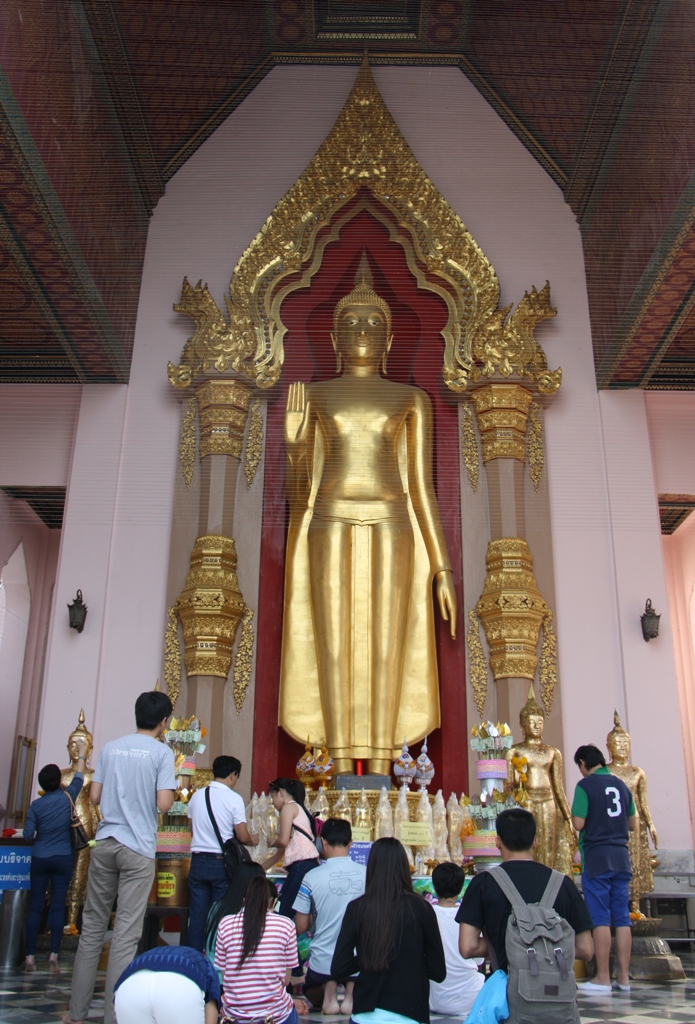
[48,956,60,975]
[22,958,36,973]
[61,1014,83,1024]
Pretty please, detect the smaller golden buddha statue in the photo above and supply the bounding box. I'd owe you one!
[606,710,658,911]
[296,739,317,788]
[61,709,100,929]
[506,685,573,875]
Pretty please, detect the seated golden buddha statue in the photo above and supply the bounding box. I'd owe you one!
[61,709,100,928]
[279,254,456,776]
[606,710,658,911]
[506,685,573,874]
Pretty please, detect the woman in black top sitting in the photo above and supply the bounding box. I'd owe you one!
[331,836,446,1024]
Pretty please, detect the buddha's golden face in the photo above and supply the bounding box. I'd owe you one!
[521,712,544,740]
[68,735,92,764]
[608,732,630,761]
[332,303,392,368]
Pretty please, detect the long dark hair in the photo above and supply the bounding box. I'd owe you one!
[238,874,274,967]
[205,862,264,946]
[356,837,419,972]
[269,777,317,837]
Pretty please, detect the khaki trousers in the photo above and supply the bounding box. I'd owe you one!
[69,837,155,1024]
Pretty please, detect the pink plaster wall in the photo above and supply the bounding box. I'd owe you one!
[0,385,80,487]
[0,491,60,809]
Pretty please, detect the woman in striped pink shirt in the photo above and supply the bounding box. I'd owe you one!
[214,876,309,1024]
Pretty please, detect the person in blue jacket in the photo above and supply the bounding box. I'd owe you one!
[22,735,86,972]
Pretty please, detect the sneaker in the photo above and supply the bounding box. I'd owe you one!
[579,981,612,995]
[613,981,631,992]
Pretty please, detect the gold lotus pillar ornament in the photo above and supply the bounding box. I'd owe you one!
[169,292,260,755]
[61,710,100,929]
[460,285,561,723]
[606,711,659,911]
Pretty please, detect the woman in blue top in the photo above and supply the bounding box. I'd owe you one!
[22,737,86,973]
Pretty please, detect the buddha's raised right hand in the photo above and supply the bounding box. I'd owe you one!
[285,381,310,447]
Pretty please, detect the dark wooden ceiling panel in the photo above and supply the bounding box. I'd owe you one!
[115,0,268,170]
[467,0,622,172]
[584,0,695,387]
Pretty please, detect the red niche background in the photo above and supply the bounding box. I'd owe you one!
[251,206,468,797]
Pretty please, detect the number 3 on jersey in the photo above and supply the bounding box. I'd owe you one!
[605,786,623,817]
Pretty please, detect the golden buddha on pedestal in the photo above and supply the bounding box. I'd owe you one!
[506,685,573,874]
[606,711,658,911]
[61,709,100,928]
[279,255,456,776]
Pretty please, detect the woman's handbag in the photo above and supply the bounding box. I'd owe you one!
[205,787,253,879]
[65,790,90,852]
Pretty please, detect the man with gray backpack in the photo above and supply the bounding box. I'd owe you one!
[457,808,594,1023]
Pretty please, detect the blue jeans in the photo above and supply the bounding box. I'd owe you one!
[582,870,632,928]
[187,853,229,951]
[26,853,74,954]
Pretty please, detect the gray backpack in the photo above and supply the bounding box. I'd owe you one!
[489,866,580,1024]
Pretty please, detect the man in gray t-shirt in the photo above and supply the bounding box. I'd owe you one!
[294,818,366,1015]
[65,692,176,1024]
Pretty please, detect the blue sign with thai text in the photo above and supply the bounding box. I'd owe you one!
[348,841,372,866]
[0,846,31,891]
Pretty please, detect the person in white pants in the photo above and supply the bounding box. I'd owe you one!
[114,946,219,1024]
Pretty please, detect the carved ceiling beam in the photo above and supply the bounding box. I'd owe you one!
[0,77,128,382]
[81,0,164,214]
[565,0,663,223]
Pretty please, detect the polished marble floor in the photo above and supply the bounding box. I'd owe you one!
[0,955,692,1024]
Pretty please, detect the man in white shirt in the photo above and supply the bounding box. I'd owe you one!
[187,755,258,951]
[293,818,366,1015]
[429,862,484,1017]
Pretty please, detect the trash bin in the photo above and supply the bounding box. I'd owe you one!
[0,889,29,968]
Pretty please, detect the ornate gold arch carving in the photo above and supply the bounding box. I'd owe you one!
[168,59,560,395]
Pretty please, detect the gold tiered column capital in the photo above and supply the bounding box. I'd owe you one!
[469,383,533,463]
[196,379,252,459]
[475,538,548,681]
[176,535,246,679]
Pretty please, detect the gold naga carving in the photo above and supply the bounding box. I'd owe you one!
[527,400,544,491]
[460,405,480,491]
[176,536,247,679]
[244,398,263,487]
[163,606,182,710]
[233,607,255,713]
[167,58,560,397]
[475,539,557,711]
[179,397,196,489]
[466,609,488,715]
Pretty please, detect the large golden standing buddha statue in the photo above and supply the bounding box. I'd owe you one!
[279,256,456,776]
[61,710,100,928]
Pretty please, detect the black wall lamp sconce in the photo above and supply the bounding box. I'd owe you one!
[640,599,660,642]
[68,590,88,633]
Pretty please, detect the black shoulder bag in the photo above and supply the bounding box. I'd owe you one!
[204,787,252,879]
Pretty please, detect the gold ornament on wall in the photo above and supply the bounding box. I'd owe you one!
[233,607,255,713]
[196,380,251,459]
[175,535,247,679]
[475,538,550,681]
[527,400,544,492]
[539,609,558,715]
[244,398,263,488]
[167,59,560,397]
[469,383,533,464]
[466,609,488,716]
[460,405,480,492]
[163,606,182,710]
[179,398,196,489]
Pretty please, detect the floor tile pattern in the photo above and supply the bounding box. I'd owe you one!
[0,955,692,1024]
